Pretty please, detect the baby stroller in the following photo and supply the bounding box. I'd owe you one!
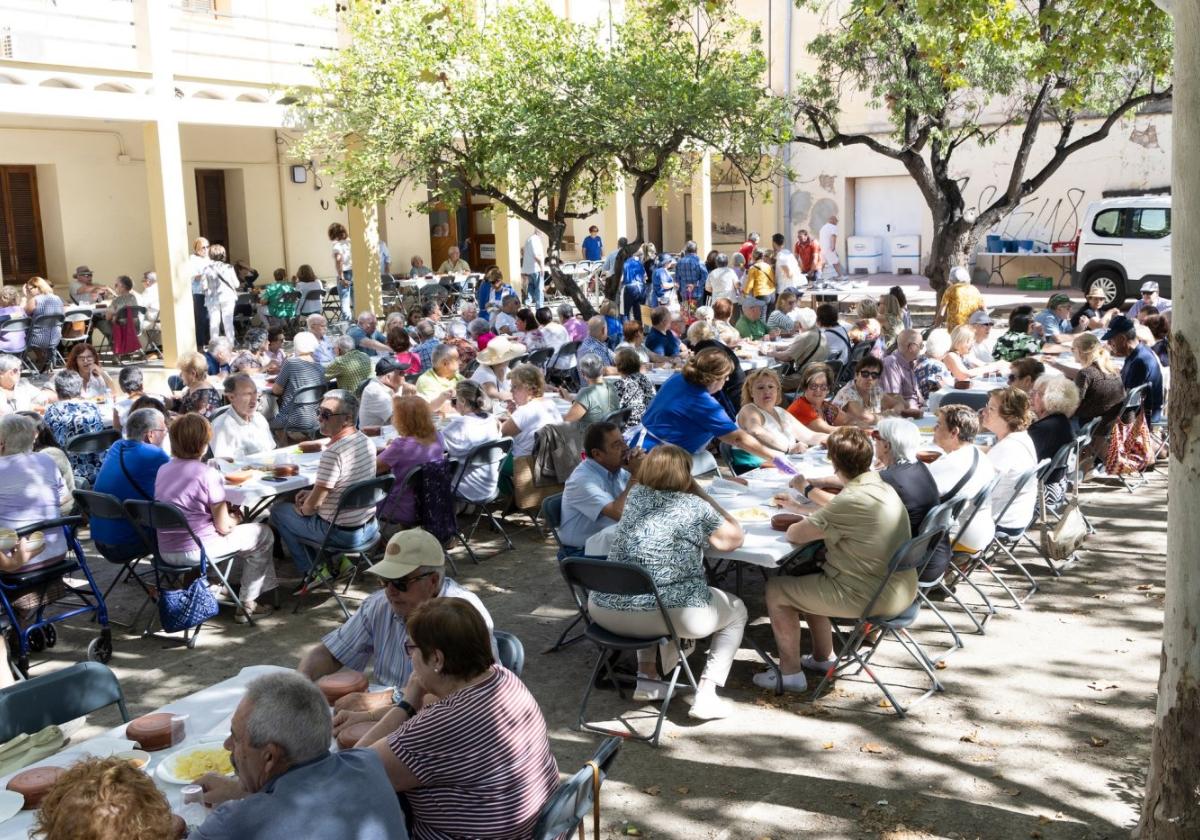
[1,517,114,678]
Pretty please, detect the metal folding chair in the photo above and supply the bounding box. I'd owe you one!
[283,381,329,441]
[810,528,947,717]
[59,309,93,357]
[1024,438,1082,576]
[0,661,129,743]
[531,737,621,840]
[0,316,32,372]
[541,493,585,652]
[72,490,157,628]
[124,499,255,646]
[601,407,632,429]
[936,391,991,411]
[913,497,969,660]
[525,347,554,370]
[292,474,394,620]
[452,438,515,563]
[560,556,699,746]
[963,461,1049,609]
[939,475,1002,633]
[392,462,459,576]
[111,305,148,365]
[1110,383,1153,492]
[21,313,65,371]
[547,341,580,388]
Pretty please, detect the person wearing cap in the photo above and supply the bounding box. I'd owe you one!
[932,266,984,330]
[1033,293,1075,341]
[1103,314,1165,422]
[966,309,998,364]
[359,356,409,428]
[1127,280,1171,320]
[68,265,111,305]
[469,335,524,402]
[735,297,769,340]
[211,373,274,460]
[299,529,493,720]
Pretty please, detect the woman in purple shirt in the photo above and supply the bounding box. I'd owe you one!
[154,414,277,622]
[376,396,445,535]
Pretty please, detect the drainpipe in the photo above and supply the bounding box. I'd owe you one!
[782,0,794,240]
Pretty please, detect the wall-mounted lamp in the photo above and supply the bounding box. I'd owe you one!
[290,164,308,184]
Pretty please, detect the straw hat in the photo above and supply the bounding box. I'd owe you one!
[476,335,527,366]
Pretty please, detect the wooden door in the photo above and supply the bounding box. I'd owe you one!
[428,206,457,271]
[468,195,496,271]
[195,169,229,249]
[0,165,47,284]
[647,206,664,252]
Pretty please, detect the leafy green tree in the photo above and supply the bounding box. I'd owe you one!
[792,0,1173,294]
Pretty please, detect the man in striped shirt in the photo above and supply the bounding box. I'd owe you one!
[299,529,493,722]
[269,389,379,579]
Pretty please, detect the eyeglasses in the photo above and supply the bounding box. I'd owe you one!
[381,571,434,593]
[316,408,346,420]
[806,383,830,392]
[858,371,881,380]
[403,641,418,656]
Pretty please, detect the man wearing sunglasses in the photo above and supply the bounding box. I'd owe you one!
[268,390,378,582]
[298,529,493,732]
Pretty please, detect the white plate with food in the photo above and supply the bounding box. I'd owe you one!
[0,790,23,824]
[731,506,774,524]
[156,740,235,785]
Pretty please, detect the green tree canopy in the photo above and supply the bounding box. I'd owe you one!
[794,0,1173,293]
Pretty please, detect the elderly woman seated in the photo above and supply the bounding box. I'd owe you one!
[587,444,747,719]
[638,349,790,473]
[1007,357,1045,394]
[442,381,504,505]
[375,396,445,540]
[612,346,656,431]
[562,353,620,430]
[154,413,277,622]
[271,331,326,443]
[42,369,107,487]
[229,328,270,373]
[166,350,223,418]
[362,598,560,838]
[731,368,825,471]
[914,329,955,401]
[1028,375,1081,462]
[943,325,1008,382]
[785,363,840,435]
[499,364,562,508]
[828,355,899,427]
[756,427,914,692]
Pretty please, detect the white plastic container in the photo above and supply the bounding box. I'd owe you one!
[890,235,921,274]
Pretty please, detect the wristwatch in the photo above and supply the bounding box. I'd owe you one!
[803,482,815,499]
[391,686,417,718]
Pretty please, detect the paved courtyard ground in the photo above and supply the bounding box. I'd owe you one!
[33,458,1167,840]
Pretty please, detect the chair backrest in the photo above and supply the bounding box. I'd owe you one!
[124,499,212,568]
[541,493,564,544]
[551,341,580,366]
[526,347,554,368]
[0,316,29,335]
[29,313,64,345]
[990,459,1048,528]
[493,630,525,677]
[1121,382,1150,413]
[602,407,632,428]
[452,437,513,498]
[919,497,966,539]
[63,310,91,325]
[937,391,991,411]
[949,473,1001,547]
[857,529,946,620]
[331,475,395,525]
[531,737,622,840]
[0,662,129,743]
[561,556,658,598]
[114,305,146,328]
[65,428,120,455]
[289,382,329,406]
[1041,439,1075,484]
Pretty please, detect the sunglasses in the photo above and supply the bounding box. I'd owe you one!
[381,571,434,593]
[316,408,345,420]
[858,371,881,380]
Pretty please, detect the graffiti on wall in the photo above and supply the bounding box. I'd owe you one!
[968,185,1087,245]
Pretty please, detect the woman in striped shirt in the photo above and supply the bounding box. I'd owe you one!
[366,598,558,840]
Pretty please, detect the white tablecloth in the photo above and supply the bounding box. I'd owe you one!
[927,377,1007,411]
[0,664,292,839]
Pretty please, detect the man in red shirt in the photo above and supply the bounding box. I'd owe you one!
[794,229,823,281]
[738,232,760,266]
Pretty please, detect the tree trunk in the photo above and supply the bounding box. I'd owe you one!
[1136,2,1200,834]
[545,218,596,319]
[925,218,979,301]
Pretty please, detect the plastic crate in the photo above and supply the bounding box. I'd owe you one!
[1017,275,1053,291]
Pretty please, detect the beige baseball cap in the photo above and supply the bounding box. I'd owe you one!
[364,529,445,579]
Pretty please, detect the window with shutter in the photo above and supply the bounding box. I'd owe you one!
[0,165,48,284]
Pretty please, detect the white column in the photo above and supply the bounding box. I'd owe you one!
[492,205,522,291]
[602,179,628,245]
[690,150,713,255]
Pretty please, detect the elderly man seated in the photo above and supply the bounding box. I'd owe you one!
[579,315,616,371]
[770,308,827,371]
[359,356,408,428]
[644,307,684,360]
[412,319,442,371]
[736,297,769,340]
[879,329,925,411]
[90,407,170,563]
[212,373,275,460]
[0,354,40,415]
[307,313,335,364]
[192,672,407,840]
[415,344,463,415]
[492,294,521,335]
[325,335,373,393]
[348,311,391,358]
[557,422,642,555]
[268,390,379,582]
[298,529,492,722]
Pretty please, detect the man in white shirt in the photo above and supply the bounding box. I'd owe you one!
[521,231,546,309]
[139,271,160,324]
[818,215,842,281]
[772,237,804,292]
[493,294,520,335]
[359,356,407,428]
[705,253,739,302]
[212,374,275,460]
[306,314,335,365]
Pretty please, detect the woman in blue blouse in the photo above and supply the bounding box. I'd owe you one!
[637,348,790,473]
[588,444,746,720]
[42,369,105,487]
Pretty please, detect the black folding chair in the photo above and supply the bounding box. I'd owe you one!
[1111,383,1153,492]
[810,529,947,717]
[525,347,554,370]
[547,341,580,388]
[913,497,969,661]
[322,287,343,321]
[0,516,114,676]
[21,313,65,371]
[493,629,525,677]
[111,305,148,365]
[124,499,253,646]
[0,316,33,372]
[531,737,621,840]
[601,407,632,429]
[292,474,395,620]
[451,438,515,563]
[541,493,585,652]
[392,462,459,576]
[72,490,157,628]
[936,391,992,411]
[283,382,329,441]
[560,556,699,746]
[0,661,129,743]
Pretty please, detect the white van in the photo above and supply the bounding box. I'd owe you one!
[1072,195,1171,305]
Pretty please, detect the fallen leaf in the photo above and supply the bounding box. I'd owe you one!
[878,698,893,709]
[821,741,835,750]
[860,742,886,754]
[935,660,948,670]
[1087,681,1120,691]
[1090,736,1110,748]
[674,785,689,795]
[1003,787,1021,796]
[1038,816,1053,825]
[1092,593,1108,600]
[1136,584,1153,591]
[623,825,641,837]
[1031,831,1043,839]
[960,730,981,744]
[641,784,661,796]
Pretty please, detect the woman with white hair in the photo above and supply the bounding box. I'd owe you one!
[0,353,39,415]
[1028,374,1080,462]
[944,325,1008,382]
[270,330,326,441]
[0,413,67,572]
[204,243,241,341]
[933,265,984,330]
[914,329,955,400]
[561,353,619,430]
[43,370,106,486]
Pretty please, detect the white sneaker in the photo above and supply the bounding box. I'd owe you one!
[752,669,808,693]
[632,678,668,702]
[687,694,733,721]
[801,654,838,673]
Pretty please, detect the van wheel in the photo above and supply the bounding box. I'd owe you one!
[1088,270,1125,307]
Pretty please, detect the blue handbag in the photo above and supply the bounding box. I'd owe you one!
[157,557,219,633]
